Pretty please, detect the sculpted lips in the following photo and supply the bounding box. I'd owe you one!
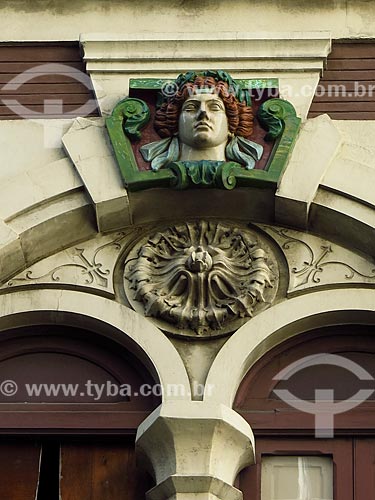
[194,121,212,130]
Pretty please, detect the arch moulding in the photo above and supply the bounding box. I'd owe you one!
[0,288,256,500]
[0,288,190,402]
[205,288,375,407]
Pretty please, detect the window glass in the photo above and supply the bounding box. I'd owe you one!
[261,456,333,500]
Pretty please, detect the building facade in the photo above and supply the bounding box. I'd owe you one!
[1,1,375,498]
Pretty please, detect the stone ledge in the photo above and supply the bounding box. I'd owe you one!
[80,31,331,119]
[147,476,242,500]
[276,114,343,228]
[0,194,96,285]
[81,32,331,72]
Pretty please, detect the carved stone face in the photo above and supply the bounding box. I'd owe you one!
[178,92,229,151]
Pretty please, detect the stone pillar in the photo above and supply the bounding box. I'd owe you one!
[136,401,254,500]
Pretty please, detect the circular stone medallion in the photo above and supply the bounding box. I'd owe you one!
[123,221,279,338]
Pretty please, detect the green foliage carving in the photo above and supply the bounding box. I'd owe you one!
[106,98,175,190]
[169,161,238,190]
[109,98,150,141]
[172,70,252,106]
[258,98,298,141]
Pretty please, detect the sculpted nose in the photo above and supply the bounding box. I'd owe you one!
[197,101,209,119]
[197,107,208,119]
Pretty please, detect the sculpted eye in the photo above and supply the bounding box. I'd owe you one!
[209,102,224,111]
[183,103,198,112]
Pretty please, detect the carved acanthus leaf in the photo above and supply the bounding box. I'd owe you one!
[124,221,278,337]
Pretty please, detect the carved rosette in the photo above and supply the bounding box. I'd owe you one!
[123,221,278,337]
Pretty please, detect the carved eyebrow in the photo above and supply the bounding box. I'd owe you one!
[182,100,200,109]
[182,99,225,109]
[208,100,225,108]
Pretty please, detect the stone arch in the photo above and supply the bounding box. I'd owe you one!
[205,288,375,406]
[0,288,191,404]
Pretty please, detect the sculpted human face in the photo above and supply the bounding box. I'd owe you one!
[178,92,229,151]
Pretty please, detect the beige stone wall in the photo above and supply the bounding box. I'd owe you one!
[0,0,374,41]
[1,2,375,498]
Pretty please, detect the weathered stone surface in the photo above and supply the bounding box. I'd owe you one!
[0,119,73,182]
[3,231,130,296]
[260,224,375,294]
[62,117,131,232]
[0,158,82,221]
[124,221,279,337]
[276,114,342,228]
[137,401,254,500]
[81,32,330,120]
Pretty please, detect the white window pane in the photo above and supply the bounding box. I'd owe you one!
[261,456,333,500]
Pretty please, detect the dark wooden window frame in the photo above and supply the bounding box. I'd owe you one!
[0,324,157,498]
[0,325,160,435]
[236,325,375,500]
[240,437,353,500]
[235,325,375,435]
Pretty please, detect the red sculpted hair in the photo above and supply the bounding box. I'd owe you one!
[154,76,253,138]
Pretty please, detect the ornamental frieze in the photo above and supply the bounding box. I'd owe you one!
[123,221,279,338]
[3,224,375,336]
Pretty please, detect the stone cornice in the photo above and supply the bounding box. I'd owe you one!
[81,31,331,73]
[80,31,331,119]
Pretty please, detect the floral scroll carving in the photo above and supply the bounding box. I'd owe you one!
[259,226,375,294]
[124,221,278,337]
[2,233,129,295]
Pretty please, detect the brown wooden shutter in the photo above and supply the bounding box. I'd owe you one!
[0,441,41,499]
[60,441,151,499]
[354,439,375,500]
[0,42,99,119]
[309,41,375,120]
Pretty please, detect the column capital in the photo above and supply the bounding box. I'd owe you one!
[136,402,254,500]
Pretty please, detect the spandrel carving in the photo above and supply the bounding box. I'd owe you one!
[123,221,279,338]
